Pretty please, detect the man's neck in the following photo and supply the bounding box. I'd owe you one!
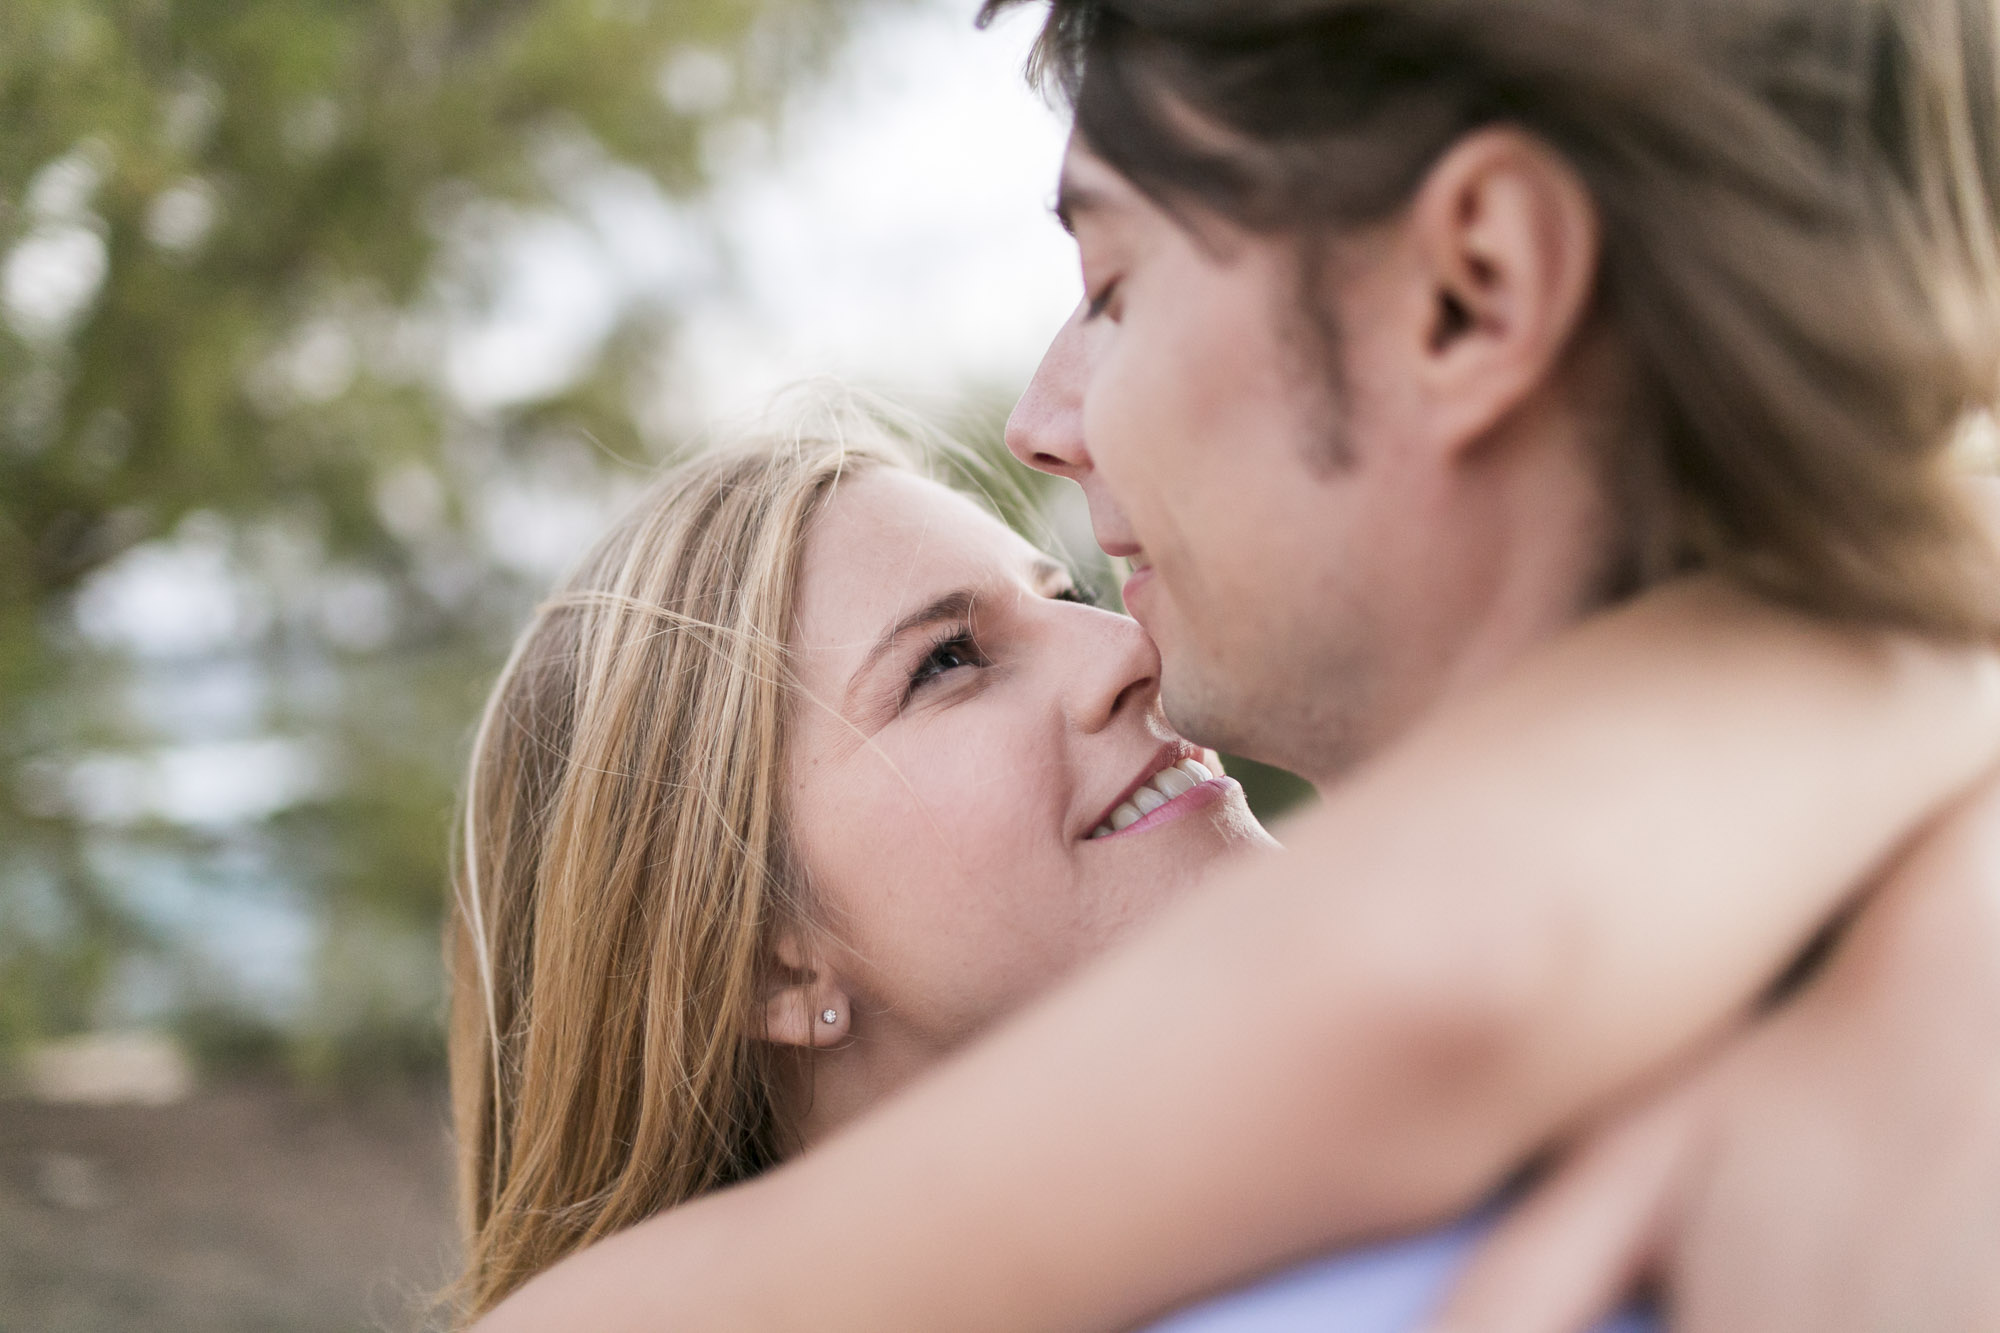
[1438,444,1618,704]
[1302,411,1620,793]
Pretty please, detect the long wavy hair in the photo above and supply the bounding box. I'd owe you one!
[445,420,906,1319]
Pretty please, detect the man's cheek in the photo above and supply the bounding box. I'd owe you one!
[1096,379,1186,515]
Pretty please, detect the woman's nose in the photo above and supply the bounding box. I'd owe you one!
[1006,302,1093,480]
[1067,607,1161,735]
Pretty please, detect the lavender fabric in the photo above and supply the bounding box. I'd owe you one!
[1144,1213,1656,1333]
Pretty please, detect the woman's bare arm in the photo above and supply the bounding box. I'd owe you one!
[479,580,2000,1333]
[1428,764,2000,1333]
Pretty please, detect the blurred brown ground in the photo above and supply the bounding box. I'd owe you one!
[0,1081,458,1332]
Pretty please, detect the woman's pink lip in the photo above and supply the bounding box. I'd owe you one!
[1091,775,1238,843]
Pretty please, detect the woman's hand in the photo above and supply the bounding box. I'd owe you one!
[1429,768,2000,1333]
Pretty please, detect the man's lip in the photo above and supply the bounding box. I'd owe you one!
[1085,738,1198,839]
[1096,535,1142,560]
[1121,564,1155,612]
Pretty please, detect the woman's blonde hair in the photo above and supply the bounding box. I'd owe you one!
[445,416,908,1319]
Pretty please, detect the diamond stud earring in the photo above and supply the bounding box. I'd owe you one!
[820,1008,839,1025]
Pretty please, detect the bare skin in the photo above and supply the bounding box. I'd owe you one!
[1435,779,2000,1332]
[1021,130,2000,1331]
[762,469,1271,1144]
[477,581,2000,1333]
[475,126,2000,1333]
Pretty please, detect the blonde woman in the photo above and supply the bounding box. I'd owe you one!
[452,419,1997,1331]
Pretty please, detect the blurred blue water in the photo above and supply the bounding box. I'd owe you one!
[90,839,318,1024]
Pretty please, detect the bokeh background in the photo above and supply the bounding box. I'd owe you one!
[0,2,1309,1328]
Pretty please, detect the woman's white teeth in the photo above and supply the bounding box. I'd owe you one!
[1089,757,1217,839]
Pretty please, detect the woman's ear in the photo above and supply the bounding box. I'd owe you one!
[760,928,852,1050]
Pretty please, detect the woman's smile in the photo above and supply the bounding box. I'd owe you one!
[1085,747,1233,841]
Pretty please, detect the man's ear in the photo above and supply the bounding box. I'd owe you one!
[1399,126,1602,458]
[760,927,851,1050]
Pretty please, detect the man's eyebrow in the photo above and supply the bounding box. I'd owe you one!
[847,588,979,703]
[1052,173,1109,236]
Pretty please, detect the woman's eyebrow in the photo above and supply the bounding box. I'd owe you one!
[846,588,979,703]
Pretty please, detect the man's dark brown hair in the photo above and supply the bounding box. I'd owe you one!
[983,0,2000,639]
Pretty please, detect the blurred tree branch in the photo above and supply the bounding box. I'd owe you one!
[0,0,877,1078]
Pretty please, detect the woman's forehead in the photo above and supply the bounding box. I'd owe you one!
[811,470,1031,584]
[793,469,1044,648]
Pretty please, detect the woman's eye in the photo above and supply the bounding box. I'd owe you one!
[907,631,986,697]
[1054,584,1099,608]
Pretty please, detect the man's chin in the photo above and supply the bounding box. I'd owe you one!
[1159,673,1263,767]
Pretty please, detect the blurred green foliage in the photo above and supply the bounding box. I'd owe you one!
[0,0,1303,1090]
[0,0,867,1081]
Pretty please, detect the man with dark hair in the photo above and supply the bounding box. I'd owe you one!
[992,0,2000,1325]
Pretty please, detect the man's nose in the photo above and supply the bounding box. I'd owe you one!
[1006,300,1092,480]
